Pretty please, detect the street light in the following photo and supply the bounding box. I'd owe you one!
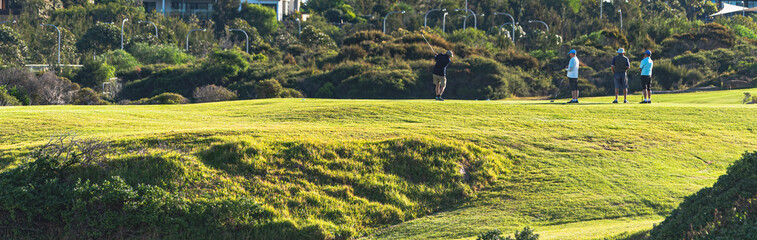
[121,18,129,50]
[383,11,405,34]
[41,24,61,65]
[295,18,301,36]
[186,28,206,51]
[0,20,17,25]
[495,12,516,42]
[187,28,207,52]
[455,9,477,30]
[618,9,623,29]
[228,28,249,54]
[137,20,159,38]
[463,13,484,30]
[442,12,449,33]
[527,20,549,33]
[424,8,446,28]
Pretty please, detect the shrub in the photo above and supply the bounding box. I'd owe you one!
[255,79,284,98]
[202,49,249,85]
[74,58,116,88]
[72,88,108,105]
[0,85,21,106]
[100,50,141,74]
[506,227,539,240]
[0,25,27,66]
[654,60,705,90]
[193,85,238,103]
[337,45,367,61]
[477,229,504,240]
[337,68,417,99]
[342,30,393,46]
[128,42,194,65]
[651,152,757,239]
[132,92,189,105]
[495,50,540,70]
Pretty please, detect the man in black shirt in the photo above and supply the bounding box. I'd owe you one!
[433,50,453,101]
[611,48,631,103]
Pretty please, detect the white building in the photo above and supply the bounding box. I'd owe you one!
[239,0,302,21]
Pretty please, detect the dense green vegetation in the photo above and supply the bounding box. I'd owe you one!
[0,89,755,239]
[1,0,756,105]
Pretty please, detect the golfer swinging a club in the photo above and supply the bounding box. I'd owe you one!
[433,50,453,101]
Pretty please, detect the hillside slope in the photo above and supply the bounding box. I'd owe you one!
[0,89,756,239]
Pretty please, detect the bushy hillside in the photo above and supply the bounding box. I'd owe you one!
[650,152,757,239]
[0,135,510,239]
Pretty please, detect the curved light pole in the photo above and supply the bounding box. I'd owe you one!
[41,24,61,65]
[527,20,549,33]
[228,28,249,54]
[120,18,129,50]
[455,8,477,30]
[495,12,516,42]
[383,11,405,34]
[618,9,623,29]
[137,20,159,38]
[424,8,446,28]
[186,28,206,51]
[442,12,448,33]
[295,18,301,36]
[0,20,17,25]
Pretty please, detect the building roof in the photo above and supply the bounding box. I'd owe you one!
[711,3,748,17]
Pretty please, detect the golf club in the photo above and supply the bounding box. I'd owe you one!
[420,30,438,54]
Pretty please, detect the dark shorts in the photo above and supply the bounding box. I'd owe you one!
[641,75,652,90]
[569,78,578,91]
[614,73,628,89]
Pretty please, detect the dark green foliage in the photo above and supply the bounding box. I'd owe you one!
[478,229,504,240]
[131,92,189,105]
[203,49,249,85]
[495,50,540,70]
[661,23,736,58]
[507,227,540,240]
[0,86,22,106]
[72,88,108,105]
[74,58,115,88]
[239,3,278,38]
[211,0,241,36]
[255,79,302,98]
[300,25,337,49]
[76,22,122,55]
[651,152,757,239]
[652,60,705,90]
[0,26,28,66]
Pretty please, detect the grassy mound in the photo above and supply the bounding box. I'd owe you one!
[0,135,510,239]
[650,152,757,239]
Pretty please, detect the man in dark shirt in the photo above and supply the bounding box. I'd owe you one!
[611,48,631,103]
[433,50,453,101]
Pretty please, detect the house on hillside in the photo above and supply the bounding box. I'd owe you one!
[1,0,21,17]
[139,0,301,21]
[239,0,302,21]
[712,0,757,8]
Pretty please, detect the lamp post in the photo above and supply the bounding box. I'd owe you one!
[424,8,446,28]
[41,24,61,65]
[527,20,549,33]
[500,22,517,41]
[618,9,623,29]
[121,18,129,50]
[295,18,301,36]
[0,20,17,25]
[383,11,405,34]
[495,12,516,42]
[442,12,448,33]
[463,13,483,30]
[228,28,249,54]
[186,28,206,51]
[600,0,603,20]
[455,9,477,30]
[137,20,159,38]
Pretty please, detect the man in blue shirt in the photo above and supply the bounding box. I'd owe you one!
[433,50,453,101]
[565,49,580,103]
[639,50,654,104]
[611,48,630,103]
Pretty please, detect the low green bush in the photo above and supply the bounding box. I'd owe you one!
[0,85,21,106]
[650,152,757,239]
[131,92,189,105]
[72,88,108,105]
[128,42,194,65]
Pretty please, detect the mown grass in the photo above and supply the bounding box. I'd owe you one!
[0,88,756,239]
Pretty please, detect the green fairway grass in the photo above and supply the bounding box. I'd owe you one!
[1,88,756,239]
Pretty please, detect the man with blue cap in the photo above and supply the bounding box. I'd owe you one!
[611,48,630,103]
[639,50,654,104]
[565,49,580,103]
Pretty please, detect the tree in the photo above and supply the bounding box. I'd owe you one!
[212,0,241,36]
[0,26,28,66]
[76,22,122,57]
[300,26,336,49]
[74,58,116,88]
[239,3,278,38]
